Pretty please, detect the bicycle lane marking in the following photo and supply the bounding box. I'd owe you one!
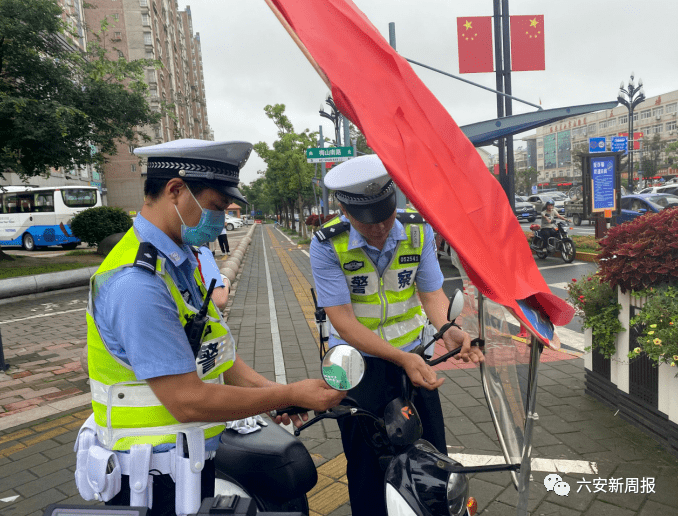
[261,226,286,386]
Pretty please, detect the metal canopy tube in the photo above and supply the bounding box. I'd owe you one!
[516,336,542,516]
[404,57,542,111]
[459,101,619,148]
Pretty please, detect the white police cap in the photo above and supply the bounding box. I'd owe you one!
[324,154,396,224]
[134,139,252,204]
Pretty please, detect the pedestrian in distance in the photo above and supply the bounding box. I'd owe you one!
[217,226,230,255]
[309,154,484,516]
[75,139,345,516]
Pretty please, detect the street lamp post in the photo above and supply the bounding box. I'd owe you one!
[319,93,342,147]
[617,72,646,191]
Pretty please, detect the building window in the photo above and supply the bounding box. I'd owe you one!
[653,107,664,117]
[640,109,652,120]
[112,13,119,21]
[146,49,154,59]
[140,0,148,6]
[142,14,150,26]
[131,164,137,173]
[587,123,596,135]
[144,32,152,45]
[652,124,662,134]
[619,115,628,125]
[118,50,124,58]
[113,31,122,40]
[667,103,677,114]
[667,121,677,132]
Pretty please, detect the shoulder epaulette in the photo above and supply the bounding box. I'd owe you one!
[314,221,351,242]
[397,212,424,225]
[133,241,158,274]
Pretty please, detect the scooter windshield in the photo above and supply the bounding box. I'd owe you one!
[451,251,535,490]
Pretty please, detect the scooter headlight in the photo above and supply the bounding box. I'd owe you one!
[446,471,470,516]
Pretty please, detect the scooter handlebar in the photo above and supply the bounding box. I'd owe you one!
[268,406,310,418]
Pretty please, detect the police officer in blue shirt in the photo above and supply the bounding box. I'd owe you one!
[310,154,483,516]
[88,139,344,515]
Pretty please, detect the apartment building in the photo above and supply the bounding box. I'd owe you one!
[523,89,678,186]
[84,0,213,213]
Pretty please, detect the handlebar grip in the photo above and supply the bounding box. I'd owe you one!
[268,406,309,418]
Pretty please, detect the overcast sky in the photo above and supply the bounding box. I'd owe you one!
[178,0,677,185]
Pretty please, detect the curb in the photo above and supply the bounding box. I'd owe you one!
[0,267,100,300]
[529,249,599,263]
[219,225,256,287]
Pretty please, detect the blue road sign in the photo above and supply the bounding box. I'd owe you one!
[611,136,628,153]
[251,210,255,217]
[589,137,606,153]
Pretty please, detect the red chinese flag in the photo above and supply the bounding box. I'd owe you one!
[510,15,545,71]
[456,17,493,74]
[265,0,573,340]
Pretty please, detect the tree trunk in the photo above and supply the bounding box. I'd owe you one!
[298,193,306,238]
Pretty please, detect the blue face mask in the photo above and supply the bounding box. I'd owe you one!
[175,186,225,247]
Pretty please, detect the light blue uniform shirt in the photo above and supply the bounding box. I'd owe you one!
[309,213,443,353]
[92,214,224,451]
[196,246,225,291]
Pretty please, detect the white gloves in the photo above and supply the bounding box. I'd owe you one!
[225,415,268,434]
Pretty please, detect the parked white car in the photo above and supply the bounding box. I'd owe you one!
[225,215,243,231]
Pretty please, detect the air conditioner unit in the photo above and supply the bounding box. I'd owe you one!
[656,115,662,120]
[670,130,675,135]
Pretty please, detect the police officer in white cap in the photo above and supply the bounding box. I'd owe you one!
[310,154,483,516]
[79,139,344,515]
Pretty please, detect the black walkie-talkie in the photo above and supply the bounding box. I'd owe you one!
[185,278,217,358]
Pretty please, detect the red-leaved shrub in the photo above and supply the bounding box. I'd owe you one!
[597,207,678,292]
[305,213,338,227]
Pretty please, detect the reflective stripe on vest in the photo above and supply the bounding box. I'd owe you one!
[87,228,235,451]
[325,214,426,348]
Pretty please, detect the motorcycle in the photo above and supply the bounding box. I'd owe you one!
[52,285,548,516]
[529,220,576,263]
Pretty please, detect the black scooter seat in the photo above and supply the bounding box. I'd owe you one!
[215,422,317,500]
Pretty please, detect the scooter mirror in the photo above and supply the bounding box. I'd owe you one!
[447,289,464,322]
[321,345,365,391]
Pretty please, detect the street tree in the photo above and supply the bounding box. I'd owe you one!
[349,123,374,156]
[254,104,318,238]
[514,166,538,195]
[639,134,665,180]
[0,0,161,181]
[240,177,274,217]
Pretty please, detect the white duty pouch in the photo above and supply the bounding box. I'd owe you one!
[74,414,121,502]
[86,446,122,502]
[129,443,153,509]
[171,428,205,516]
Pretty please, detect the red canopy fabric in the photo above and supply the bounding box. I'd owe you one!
[267,0,574,340]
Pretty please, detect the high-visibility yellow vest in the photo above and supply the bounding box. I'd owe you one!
[86,228,235,451]
[320,212,427,348]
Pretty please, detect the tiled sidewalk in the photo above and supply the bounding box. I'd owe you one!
[0,224,677,516]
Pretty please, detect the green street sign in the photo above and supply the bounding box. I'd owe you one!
[306,146,355,163]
